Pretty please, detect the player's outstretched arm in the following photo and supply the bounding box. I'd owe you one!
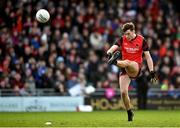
[107,45,119,55]
[144,51,157,83]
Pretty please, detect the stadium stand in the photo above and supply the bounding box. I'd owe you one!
[0,0,179,97]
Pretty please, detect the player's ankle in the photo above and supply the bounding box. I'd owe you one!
[127,109,132,113]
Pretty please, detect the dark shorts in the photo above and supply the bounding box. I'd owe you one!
[119,63,142,79]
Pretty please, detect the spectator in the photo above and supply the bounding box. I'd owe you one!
[24,68,36,96]
[54,69,66,95]
[10,71,25,96]
[0,0,179,96]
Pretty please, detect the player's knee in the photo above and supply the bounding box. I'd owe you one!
[117,60,131,68]
[121,90,128,97]
[124,60,131,66]
[117,61,128,68]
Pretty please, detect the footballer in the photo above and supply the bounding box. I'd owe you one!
[107,22,157,121]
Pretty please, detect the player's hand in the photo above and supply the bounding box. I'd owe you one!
[149,71,157,84]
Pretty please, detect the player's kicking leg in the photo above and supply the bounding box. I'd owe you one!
[108,51,140,121]
[108,51,121,65]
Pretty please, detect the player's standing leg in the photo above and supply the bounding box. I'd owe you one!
[119,74,134,121]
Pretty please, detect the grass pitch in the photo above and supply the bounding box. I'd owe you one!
[0,110,180,127]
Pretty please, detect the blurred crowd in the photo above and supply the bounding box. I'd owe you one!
[0,0,179,96]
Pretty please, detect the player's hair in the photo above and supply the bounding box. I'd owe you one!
[122,22,135,33]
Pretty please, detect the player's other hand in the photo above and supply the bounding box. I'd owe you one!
[149,71,158,84]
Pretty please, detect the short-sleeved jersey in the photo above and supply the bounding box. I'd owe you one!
[114,34,149,64]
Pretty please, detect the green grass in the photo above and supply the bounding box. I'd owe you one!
[0,110,180,127]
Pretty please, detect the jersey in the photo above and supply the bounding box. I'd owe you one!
[114,34,149,64]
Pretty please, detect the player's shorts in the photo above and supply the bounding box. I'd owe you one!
[119,63,142,79]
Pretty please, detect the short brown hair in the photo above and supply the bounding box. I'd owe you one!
[122,22,135,33]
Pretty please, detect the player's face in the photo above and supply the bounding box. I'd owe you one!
[124,30,135,40]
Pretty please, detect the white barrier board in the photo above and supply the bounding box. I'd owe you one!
[0,96,84,112]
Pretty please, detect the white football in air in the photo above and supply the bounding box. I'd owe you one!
[36,9,50,23]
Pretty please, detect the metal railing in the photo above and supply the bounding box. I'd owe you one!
[148,88,180,98]
[0,88,180,98]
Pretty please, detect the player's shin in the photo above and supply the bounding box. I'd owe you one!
[121,91,134,121]
[121,91,131,110]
